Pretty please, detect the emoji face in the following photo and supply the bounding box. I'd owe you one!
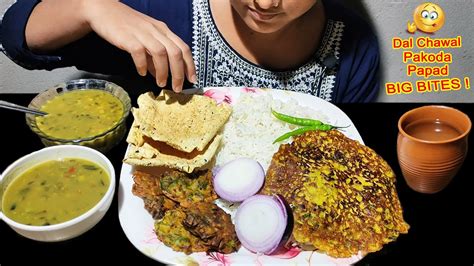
[413,3,445,33]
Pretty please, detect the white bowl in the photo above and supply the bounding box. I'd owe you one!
[0,145,115,241]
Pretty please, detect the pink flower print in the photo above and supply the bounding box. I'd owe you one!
[201,252,231,266]
[141,226,160,245]
[204,88,233,104]
[270,246,302,259]
[254,253,264,266]
[241,87,263,94]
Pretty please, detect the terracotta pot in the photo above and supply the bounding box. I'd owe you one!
[397,105,471,193]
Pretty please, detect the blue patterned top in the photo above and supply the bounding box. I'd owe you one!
[0,0,380,102]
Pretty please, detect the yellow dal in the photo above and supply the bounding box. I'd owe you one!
[36,90,123,140]
[2,158,109,226]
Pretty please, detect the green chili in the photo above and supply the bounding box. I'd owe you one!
[271,109,349,143]
[271,109,323,126]
[273,126,318,143]
[318,124,334,131]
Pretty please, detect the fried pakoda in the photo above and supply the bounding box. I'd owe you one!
[133,169,237,254]
[182,202,240,254]
[160,170,217,207]
[155,209,208,254]
[263,130,409,258]
[132,171,176,219]
[132,169,217,212]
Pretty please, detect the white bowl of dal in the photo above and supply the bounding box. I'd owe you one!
[26,79,131,153]
[0,145,115,242]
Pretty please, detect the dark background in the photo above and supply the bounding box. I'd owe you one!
[0,95,472,265]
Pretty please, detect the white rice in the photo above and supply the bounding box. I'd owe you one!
[215,92,328,171]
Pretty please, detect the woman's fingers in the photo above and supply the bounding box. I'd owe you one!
[138,23,182,91]
[140,21,195,92]
[138,30,169,87]
[146,55,156,77]
[153,33,185,92]
[86,1,196,92]
[166,30,197,85]
[127,40,148,77]
[148,21,195,92]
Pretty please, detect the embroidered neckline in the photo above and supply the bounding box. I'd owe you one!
[191,0,345,101]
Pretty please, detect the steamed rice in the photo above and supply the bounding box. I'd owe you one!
[215,92,329,171]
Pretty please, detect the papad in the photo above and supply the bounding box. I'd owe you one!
[124,123,222,173]
[133,91,231,152]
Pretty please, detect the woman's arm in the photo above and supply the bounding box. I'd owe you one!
[23,0,196,92]
[25,0,91,53]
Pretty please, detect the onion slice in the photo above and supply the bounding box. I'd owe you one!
[234,194,292,255]
[213,158,264,202]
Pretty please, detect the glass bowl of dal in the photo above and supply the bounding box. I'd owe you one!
[0,145,115,242]
[26,79,131,152]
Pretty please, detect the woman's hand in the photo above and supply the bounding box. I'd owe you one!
[25,0,195,91]
[83,0,196,92]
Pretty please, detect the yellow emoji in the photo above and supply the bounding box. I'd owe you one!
[407,2,445,33]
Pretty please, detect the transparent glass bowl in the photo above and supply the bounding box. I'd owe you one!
[26,79,131,153]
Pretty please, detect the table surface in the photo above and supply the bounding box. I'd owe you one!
[0,94,472,265]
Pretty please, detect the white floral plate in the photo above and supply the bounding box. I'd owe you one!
[118,87,365,265]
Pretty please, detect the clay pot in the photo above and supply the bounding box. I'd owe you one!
[397,105,471,193]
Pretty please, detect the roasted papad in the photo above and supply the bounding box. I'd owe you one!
[124,120,222,173]
[133,90,231,152]
[124,90,230,173]
[262,130,409,258]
